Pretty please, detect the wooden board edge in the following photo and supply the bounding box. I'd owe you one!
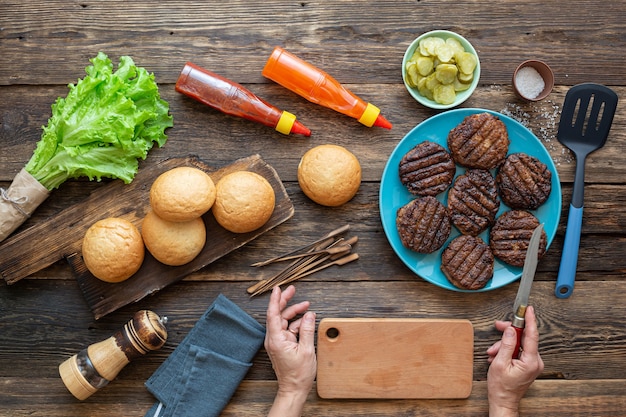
[67,154,293,319]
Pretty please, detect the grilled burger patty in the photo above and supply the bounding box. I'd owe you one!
[497,152,552,210]
[489,210,547,267]
[399,141,456,197]
[447,112,510,170]
[441,235,494,290]
[396,196,451,254]
[448,169,500,236]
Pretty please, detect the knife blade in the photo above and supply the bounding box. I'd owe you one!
[511,223,544,359]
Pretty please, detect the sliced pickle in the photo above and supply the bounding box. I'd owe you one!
[435,44,455,63]
[409,50,421,64]
[434,84,456,105]
[406,63,420,87]
[416,56,434,76]
[458,71,474,83]
[424,72,440,91]
[420,36,444,56]
[435,64,458,84]
[453,77,471,92]
[446,38,465,55]
[407,36,478,104]
[456,52,478,75]
[417,77,434,100]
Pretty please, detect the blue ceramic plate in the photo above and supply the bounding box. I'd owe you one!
[379,108,561,292]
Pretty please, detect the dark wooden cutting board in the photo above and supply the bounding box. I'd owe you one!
[0,154,294,318]
[317,318,474,399]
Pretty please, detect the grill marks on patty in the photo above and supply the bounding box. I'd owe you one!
[489,210,547,267]
[399,141,456,197]
[497,153,552,210]
[447,112,510,170]
[441,235,494,290]
[396,196,451,254]
[448,169,500,236]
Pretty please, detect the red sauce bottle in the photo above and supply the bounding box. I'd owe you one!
[175,62,310,136]
[262,47,392,129]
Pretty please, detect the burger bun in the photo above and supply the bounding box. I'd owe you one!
[150,166,216,222]
[298,144,361,206]
[82,217,145,283]
[141,210,206,266]
[212,171,275,233]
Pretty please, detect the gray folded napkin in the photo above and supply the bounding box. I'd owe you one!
[144,294,266,417]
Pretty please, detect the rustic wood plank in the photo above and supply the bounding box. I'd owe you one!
[2,280,625,382]
[230,379,626,417]
[1,0,625,415]
[1,1,625,86]
[1,378,626,417]
[2,181,626,283]
[2,85,625,184]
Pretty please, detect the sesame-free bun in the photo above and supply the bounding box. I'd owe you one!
[150,166,216,222]
[298,144,361,206]
[141,210,206,266]
[82,217,145,283]
[212,171,275,233]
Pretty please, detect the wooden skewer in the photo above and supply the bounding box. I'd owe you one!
[280,243,357,285]
[249,249,334,296]
[334,235,358,253]
[247,277,270,295]
[274,252,360,288]
[274,254,332,285]
[249,237,359,297]
[267,237,344,282]
[275,236,357,282]
[250,243,352,266]
[246,237,347,295]
[268,236,356,285]
[250,224,350,267]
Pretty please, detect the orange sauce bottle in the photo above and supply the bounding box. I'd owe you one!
[176,62,310,136]
[262,47,392,129]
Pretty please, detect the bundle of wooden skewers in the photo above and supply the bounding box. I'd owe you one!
[247,224,358,297]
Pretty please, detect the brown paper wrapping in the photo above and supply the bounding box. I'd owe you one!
[0,168,50,243]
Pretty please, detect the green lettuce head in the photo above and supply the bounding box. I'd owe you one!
[25,52,173,190]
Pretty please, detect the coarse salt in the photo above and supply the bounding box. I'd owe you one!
[515,66,545,99]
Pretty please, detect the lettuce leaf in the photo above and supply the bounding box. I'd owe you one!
[25,52,173,190]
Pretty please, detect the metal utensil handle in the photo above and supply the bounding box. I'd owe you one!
[555,205,583,298]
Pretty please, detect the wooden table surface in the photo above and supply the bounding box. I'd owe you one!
[1,1,625,416]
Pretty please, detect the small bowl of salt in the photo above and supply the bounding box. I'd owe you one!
[512,60,554,101]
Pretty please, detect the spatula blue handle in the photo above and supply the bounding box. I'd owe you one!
[555,204,583,298]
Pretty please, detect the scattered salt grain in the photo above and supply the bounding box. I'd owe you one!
[515,66,545,99]
[500,101,573,166]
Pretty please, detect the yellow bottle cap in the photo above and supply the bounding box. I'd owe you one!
[358,103,381,127]
[276,111,296,135]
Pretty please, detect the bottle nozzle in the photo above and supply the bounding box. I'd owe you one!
[374,114,392,130]
[358,103,392,129]
[290,120,311,136]
[276,111,311,136]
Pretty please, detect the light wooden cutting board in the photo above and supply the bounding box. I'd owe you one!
[317,318,474,399]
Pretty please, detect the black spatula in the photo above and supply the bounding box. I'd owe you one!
[555,83,618,298]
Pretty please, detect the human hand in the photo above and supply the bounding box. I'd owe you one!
[486,305,544,417]
[265,285,316,417]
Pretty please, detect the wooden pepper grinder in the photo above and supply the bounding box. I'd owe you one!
[59,310,167,400]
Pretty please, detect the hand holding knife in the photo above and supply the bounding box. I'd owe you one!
[511,223,544,359]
